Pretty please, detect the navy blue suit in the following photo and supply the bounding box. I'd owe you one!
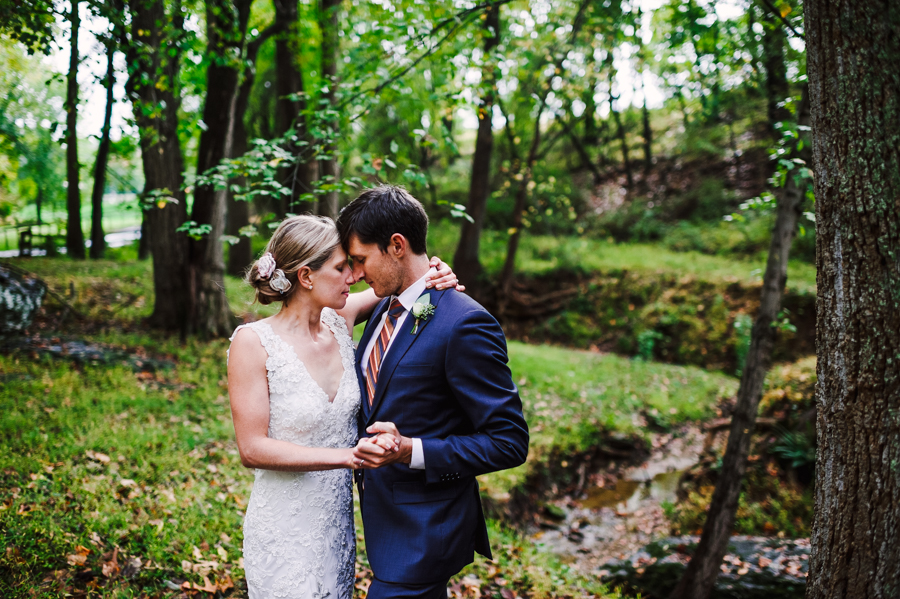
[355,288,529,586]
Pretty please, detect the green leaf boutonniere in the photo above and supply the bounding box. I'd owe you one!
[410,293,435,334]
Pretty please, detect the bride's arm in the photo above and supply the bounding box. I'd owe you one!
[336,256,464,333]
[228,327,357,471]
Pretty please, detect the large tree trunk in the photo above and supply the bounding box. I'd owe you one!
[668,91,809,599]
[317,0,341,220]
[452,4,500,297]
[187,0,253,338]
[274,0,316,215]
[761,3,790,134]
[805,2,900,598]
[89,38,115,260]
[126,0,190,330]
[65,0,85,259]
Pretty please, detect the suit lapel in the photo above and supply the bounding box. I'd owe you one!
[356,297,390,421]
[366,289,449,425]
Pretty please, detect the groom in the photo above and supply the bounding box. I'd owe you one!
[336,185,529,599]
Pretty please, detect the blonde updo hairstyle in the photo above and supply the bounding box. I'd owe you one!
[247,215,340,305]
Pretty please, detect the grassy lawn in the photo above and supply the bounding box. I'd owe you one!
[0,240,745,596]
[428,220,817,293]
[2,253,651,597]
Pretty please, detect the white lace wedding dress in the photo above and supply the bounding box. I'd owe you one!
[229,308,360,599]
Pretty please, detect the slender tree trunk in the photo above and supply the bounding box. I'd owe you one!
[126,0,190,329]
[36,188,43,226]
[805,2,900,597]
[641,73,652,173]
[226,25,280,277]
[608,66,633,189]
[274,0,316,215]
[453,4,500,296]
[187,0,252,338]
[668,92,809,599]
[498,93,546,303]
[89,38,115,260]
[583,71,599,148]
[226,133,252,276]
[65,0,85,259]
[761,4,790,134]
[138,212,149,260]
[317,0,341,219]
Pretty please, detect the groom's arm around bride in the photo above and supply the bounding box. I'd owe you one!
[338,185,529,598]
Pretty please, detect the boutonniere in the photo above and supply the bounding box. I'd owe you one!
[410,293,435,334]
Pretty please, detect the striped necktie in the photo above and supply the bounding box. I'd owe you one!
[365,298,405,406]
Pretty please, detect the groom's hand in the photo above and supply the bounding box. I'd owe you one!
[353,422,413,468]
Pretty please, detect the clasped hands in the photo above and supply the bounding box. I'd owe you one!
[350,422,411,470]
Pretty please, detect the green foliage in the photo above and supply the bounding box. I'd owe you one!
[665,468,812,538]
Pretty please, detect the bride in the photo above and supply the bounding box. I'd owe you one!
[227,215,460,599]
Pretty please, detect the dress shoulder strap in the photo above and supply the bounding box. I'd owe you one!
[321,308,354,352]
[227,320,280,364]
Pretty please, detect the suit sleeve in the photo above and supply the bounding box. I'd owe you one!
[420,308,530,484]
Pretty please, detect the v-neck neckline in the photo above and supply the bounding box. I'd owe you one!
[261,318,347,404]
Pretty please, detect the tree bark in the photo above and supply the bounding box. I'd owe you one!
[89,37,115,260]
[65,0,85,259]
[125,0,190,329]
[274,0,316,215]
[187,0,253,338]
[317,0,341,220]
[668,92,809,599]
[226,25,280,277]
[641,73,652,173]
[138,212,149,260]
[608,64,633,189]
[498,93,546,303]
[453,4,500,296]
[805,2,900,598]
[760,2,790,134]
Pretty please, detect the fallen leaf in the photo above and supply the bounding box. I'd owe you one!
[101,547,120,578]
[66,554,87,566]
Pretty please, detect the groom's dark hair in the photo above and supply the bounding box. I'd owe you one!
[336,185,429,255]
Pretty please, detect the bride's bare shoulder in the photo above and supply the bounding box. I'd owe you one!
[228,324,268,367]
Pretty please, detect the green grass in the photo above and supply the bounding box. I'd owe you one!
[0,195,142,252]
[1,254,644,598]
[481,342,737,500]
[428,219,817,293]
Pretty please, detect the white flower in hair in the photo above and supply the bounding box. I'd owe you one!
[269,269,292,294]
[257,252,277,279]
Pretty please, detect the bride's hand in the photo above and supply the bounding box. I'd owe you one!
[351,430,399,469]
[426,257,465,292]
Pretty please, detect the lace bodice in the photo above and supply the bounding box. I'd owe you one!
[229,308,360,599]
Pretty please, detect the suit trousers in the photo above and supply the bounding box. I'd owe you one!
[366,577,448,599]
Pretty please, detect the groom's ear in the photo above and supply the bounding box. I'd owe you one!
[388,233,408,259]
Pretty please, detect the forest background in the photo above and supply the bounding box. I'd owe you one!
[0,0,895,597]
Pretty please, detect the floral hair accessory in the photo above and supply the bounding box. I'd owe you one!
[257,252,276,279]
[269,269,292,294]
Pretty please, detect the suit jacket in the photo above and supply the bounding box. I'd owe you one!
[354,288,529,584]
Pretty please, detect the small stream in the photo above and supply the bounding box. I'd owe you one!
[529,426,707,573]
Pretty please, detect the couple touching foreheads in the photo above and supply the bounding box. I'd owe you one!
[227,185,530,599]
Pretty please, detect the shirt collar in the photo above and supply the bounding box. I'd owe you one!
[393,267,436,312]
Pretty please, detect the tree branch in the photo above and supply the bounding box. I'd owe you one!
[756,0,805,40]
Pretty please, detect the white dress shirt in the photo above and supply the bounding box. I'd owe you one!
[361,268,435,469]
